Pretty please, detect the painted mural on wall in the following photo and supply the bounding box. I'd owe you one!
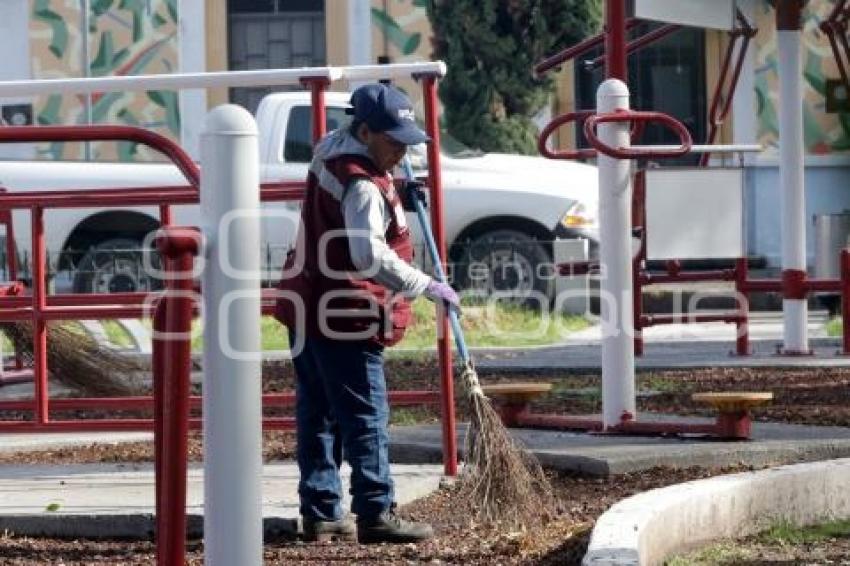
[755,1,850,155]
[30,0,179,161]
[369,0,432,110]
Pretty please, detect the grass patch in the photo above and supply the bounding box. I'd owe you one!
[131,298,588,352]
[666,542,751,565]
[757,518,850,545]
[664,542,752,566]
[639,375,687,394]
[549,380,601,402]
[100,320,135,348]
[389,406,435,426]
[398,297,588,349]
[667,518,850,565]
[826,316,842,337]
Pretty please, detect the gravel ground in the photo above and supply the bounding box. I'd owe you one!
[0,360,847,564]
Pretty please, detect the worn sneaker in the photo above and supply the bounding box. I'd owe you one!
[302,515,357,542]
[357,506,434,544]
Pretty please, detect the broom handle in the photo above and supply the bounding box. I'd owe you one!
[401,156,472,365]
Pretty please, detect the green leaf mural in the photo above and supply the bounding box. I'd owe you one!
[371,8,422,55]
[90,31,130,76]
[165,0,179,25]
[146,90,181,136]
[116,108,141,161]
[37,94,62,126]
[803,51,826,96]
[91,0,115,18]
[91,92,126,123]
[118,0,146,43]
[33,0,69,59]
[153,13,167,29]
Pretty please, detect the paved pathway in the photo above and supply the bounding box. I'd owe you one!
[474,311,849,370]
[0,461,443,538]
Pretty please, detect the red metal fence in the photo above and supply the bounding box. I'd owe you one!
[0,73,454,565]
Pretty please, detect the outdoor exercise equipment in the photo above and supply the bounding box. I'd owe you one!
[0,62,454,566]
[530,0,803,435]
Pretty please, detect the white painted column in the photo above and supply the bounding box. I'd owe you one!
[347,0,373,89]
[597,79,636,429]
[201,105,262,566]
[0,0,34,159]
[777,24,808,353]
[179,0,208,160]
[348,0,373,66]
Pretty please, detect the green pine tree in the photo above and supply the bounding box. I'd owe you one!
[427,0,601,154]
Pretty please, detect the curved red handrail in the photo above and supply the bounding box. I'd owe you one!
[0,125,200,189]
[537,110,597,160]
[583,110,692,159]
[538,110,648,160]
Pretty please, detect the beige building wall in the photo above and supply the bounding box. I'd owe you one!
[325,3,351,67]
[206,0,228,108]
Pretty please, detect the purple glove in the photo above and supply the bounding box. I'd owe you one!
[424,279,461,312]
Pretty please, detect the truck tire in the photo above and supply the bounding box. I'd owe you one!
[453,229,554,307]
[72,238,162,294]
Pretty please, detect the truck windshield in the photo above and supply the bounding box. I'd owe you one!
[407,128,484,167]
[284,105,351,162]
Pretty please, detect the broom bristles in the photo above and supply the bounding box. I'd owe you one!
[456,364,557,528]
[2,322,145,397]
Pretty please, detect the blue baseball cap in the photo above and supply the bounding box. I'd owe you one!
[346,83,430,145]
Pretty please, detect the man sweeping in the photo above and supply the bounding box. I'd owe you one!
[275,83,460,544]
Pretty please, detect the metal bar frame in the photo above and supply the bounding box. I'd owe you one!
[0,67,457,566]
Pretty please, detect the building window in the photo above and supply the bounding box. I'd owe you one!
[575,23,706,165]
[228,0,325,14]
[227,0,326,114]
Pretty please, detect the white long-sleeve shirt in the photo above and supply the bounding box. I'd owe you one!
[342,178,431,295]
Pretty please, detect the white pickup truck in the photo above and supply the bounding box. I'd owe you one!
[0,91,599,300]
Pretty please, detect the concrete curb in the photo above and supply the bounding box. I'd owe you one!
[582,458,850,565]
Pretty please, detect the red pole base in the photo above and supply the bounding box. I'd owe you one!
[715,411,752,440]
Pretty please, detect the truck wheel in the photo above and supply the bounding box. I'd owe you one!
[72,238,163,294]
[454,229,554,306]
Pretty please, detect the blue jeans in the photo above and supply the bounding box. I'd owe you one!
[290,332,394,521]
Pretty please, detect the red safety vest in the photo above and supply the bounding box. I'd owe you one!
[274,154,414,346]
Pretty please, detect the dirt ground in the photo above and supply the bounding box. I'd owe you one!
[0,361,847,564]
[0,466,752,565]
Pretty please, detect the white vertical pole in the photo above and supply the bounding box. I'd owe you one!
[178,0,208,160]
[777,19,808,353]
[597,79,636,428]
[347,0,373,90]
[348,0,373,66]
[201,105,263,566]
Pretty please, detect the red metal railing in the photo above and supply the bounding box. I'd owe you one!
[584,109,693,159]
[0,73,455,564]
[630,170,850,357]
[536,9,755,159]
[152,226,197,565]
[700,10,757,166]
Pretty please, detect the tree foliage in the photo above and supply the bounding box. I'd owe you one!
[427,0,601,154]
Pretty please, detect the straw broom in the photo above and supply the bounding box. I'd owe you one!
[1,322,144,397]
[403,158,557,526]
